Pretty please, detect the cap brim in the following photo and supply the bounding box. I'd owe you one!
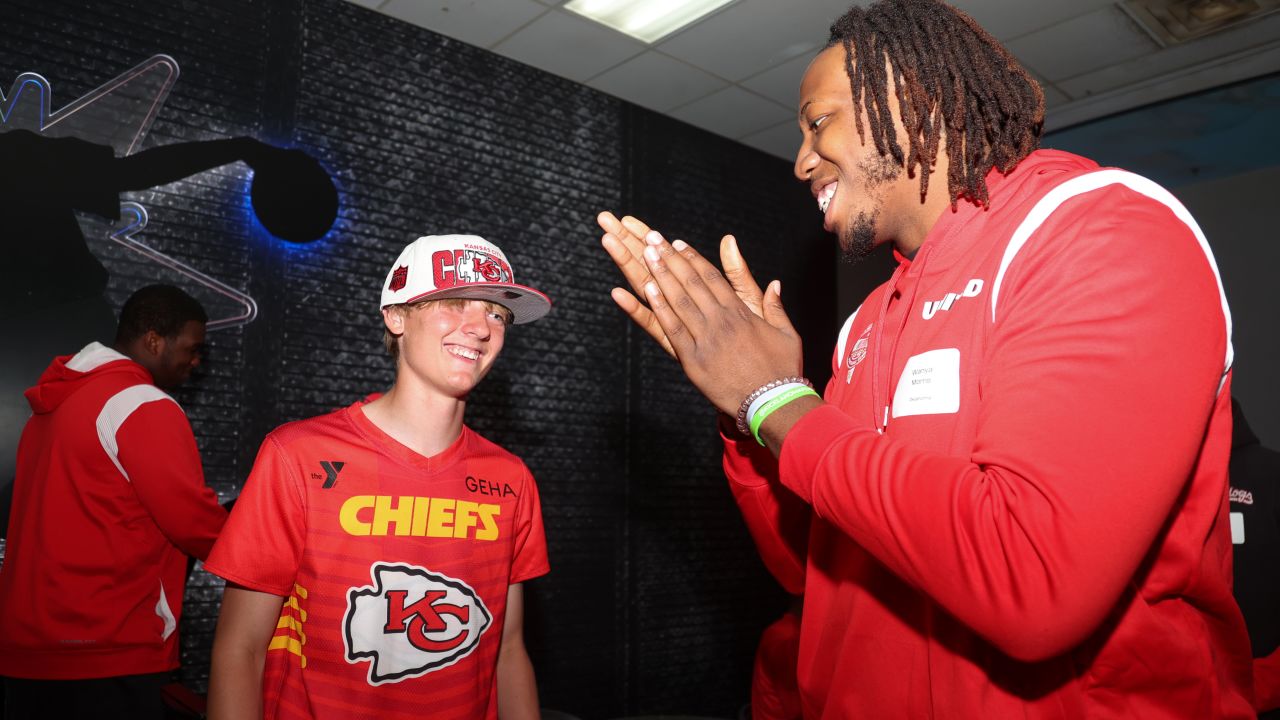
[392,283,552,324]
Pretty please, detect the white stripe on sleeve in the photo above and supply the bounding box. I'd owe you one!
[990,169,1232,388]
[835,305,862,371]
[95,384,178,482]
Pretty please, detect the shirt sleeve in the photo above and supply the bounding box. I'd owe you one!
[722,427,808,595]
[508,463,549,585]
[203,435,306,596]
[777,185,1230,661]
[715,317,870,597]
[1255,647,1280,713]
[115,400,227,560]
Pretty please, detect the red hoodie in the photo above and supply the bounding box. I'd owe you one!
[724,150,1255,718]
[0,342,226,679]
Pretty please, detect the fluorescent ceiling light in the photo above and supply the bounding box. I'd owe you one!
[564,0,737,44]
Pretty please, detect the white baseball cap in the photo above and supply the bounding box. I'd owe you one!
[380,234,552,324]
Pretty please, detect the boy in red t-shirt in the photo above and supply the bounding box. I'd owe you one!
[205,234,552,720]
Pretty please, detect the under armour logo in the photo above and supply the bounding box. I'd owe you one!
[321,461,345,489]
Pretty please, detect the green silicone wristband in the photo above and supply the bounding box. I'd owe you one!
[749,386,819,446]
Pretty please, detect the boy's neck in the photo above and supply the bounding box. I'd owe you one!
[360,380,467,458]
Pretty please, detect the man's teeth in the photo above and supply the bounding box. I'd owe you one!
[449,346,479,360]
[817,183,837,213]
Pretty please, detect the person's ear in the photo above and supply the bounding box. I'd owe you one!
[382,307,405,336]
[142,329,165,356]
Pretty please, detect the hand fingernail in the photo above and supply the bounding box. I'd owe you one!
[645,231,664,246]
[672,239,689,252]
[645,282,659,297]
[644,246,659,263]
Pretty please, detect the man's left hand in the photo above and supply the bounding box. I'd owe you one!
[634,228,803,417]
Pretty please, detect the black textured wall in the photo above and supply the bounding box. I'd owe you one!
[0,1,834,717]
[622,108,833,716]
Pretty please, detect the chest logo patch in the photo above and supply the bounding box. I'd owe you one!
[846,324,873,384]
[922,278,984,320]
[344,562,492,685]
[319,461,345,489]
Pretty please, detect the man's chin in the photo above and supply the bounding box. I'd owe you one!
[157,373,192,391]
[839,215,877,264]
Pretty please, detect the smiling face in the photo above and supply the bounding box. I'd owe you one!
[795,45,917,262]
[384,298,511,399]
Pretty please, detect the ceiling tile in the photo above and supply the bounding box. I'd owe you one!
[494,10,646,83]
[740,119,802,161]
[656,0,834,82]
[951,0,1117,40]
[350,0,1276,161]
[740,51,815,108]
[587,51,728,112]
[379,0,548,49]
[1027,69,1075,109]
[1040,80,1072,108]
[1049,41,1280,130]
[1058,12,1280,97]
[1006,6,1158,82]
[669,86,793,139]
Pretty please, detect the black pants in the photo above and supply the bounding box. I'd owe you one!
[3,672,168,720]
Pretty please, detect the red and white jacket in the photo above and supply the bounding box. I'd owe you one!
[724,150,1255,718]
[0,342,226,679]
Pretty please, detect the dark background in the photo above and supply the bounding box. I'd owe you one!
[0,0,837,717]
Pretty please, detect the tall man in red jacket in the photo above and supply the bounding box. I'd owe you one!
[0,284,228,719]
[598,0,1254,716]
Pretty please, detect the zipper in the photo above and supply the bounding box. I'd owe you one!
[870,262,906,433]
[872,245,933,433]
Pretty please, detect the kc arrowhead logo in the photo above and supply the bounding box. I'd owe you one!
[344,562,492,685]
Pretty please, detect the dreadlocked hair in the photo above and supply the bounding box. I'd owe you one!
[828,0,1044,207]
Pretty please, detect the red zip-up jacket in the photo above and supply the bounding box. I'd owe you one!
[0,343,226,679]
[724,150,1254,718]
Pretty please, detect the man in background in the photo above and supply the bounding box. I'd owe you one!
[0,283,228,720]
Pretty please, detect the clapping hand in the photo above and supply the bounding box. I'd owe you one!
[596,212,804,419]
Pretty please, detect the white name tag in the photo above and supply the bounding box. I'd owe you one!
[892,348,960,418]
[1231,512,1245,545]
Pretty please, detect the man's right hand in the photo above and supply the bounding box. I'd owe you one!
[597,211,768,358]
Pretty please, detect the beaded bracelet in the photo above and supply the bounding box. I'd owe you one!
[749,384,820,446]
[746,382,810,431]
[734,376,813,436]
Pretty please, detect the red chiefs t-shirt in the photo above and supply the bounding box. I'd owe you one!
[205,400,549,720]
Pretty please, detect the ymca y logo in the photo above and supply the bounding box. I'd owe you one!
[320,461,344,489]
[344,562,492,685]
